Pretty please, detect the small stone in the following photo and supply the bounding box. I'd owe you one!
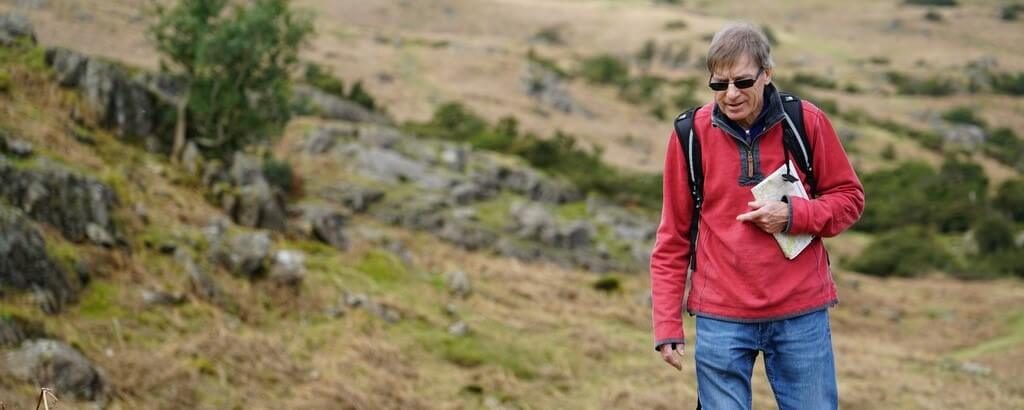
[960,362,991,376]
[446,270,472,299]
[85,223,115,247]
[448,321,470,336]
[3,137,34,157]
[140,289,185,307]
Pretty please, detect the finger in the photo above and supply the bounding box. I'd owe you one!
[673,346,685,357]
[747,200,764,209]
[667,354,682,371]
[736,209,762,221]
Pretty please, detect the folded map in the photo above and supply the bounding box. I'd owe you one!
[750,161,814,259]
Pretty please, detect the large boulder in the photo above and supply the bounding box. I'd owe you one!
[225,153,287,231]
[208,230,273,279]
[0,13,36,46]
[3,339,105,401]
[0,205,75,312]
[0,158,119,245]
[296,205,349,250]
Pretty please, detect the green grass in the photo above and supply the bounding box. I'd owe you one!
[951,312,1024,360]
[555,201,588,220]
[76,280,126,319]
[401,320,544,380]
[473,192,520,231]
[355,249,409,285]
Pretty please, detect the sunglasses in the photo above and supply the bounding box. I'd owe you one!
[708,68,764,91]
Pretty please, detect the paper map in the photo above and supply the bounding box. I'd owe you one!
[750,161,814,259]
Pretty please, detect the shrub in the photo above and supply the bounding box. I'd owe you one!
[904,0,958,6]
[849,226,958,277]
[924,9,944,21]
[149,0,314,156]
[664,19,688,30]
[1002,4,1024,21]
[592,276,621,292]
[792,72,837,89]
[347,80,376,111]
[974,214,1016,254]
[262,157,294,194]
[994,178,1024,222]
[990,71,1024,95]
[941,106,986,128]
[886,71,956,96]
[636,39,657,70]
[984,128,1024,170]
[526,48,569,78]
[303,62,344,97]
[618,74,666,104]
[579,54,629,85]
[881,143,897,160]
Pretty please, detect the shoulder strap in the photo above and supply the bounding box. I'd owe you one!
[673,107,702,271]
[778,93,817,197]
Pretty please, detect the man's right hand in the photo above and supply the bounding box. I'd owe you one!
[659,343,685,371]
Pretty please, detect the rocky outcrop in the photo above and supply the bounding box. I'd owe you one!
[0,13,36,46]
[0,157,119,246]
[0,205,75,312]
[208,229,273,279]
[296,204,350,250]
[3,339,105,401]
[220,152,288,230]
[292,84,389,124]
[45,47,170,145]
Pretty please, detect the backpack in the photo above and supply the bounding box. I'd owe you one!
[672,92,817,272]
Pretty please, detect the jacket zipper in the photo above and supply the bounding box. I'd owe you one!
[745,146,754,178]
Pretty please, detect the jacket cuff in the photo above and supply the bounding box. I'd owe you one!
[782,195,794,233]
[654,338,686,352]
[786,195,810,234]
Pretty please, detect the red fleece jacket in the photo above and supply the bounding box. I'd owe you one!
[650,101,864,350]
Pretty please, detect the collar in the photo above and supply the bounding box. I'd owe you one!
[711,83,786,144]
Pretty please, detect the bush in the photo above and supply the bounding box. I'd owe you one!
[995,178,1024,222]
[942,106,986,128]
[881,143,897,160]
[886,71,957,96]
[303,62,344,97]
[990,71,1024,95]
[526,48,569,78]
[1002,4,1024,21]
[347,80,376,111]
[984,128,1024,170]
[592,275,621,292]
[262,157,295,194]
[904,0,957,6]
[579,54,629,85]
[619,74,666,104]
[664,19,688,30]
[792,72,837,89]
[924,9,944,21]
[149,0,314,156]
[974,214,1016,254]
[849,226,958,277]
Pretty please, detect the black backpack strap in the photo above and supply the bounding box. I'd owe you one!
[673,107,702,271]
[779,93,817,197]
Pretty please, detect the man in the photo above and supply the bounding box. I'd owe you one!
[650,22,864,409]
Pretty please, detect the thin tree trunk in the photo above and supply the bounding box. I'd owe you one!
[170,89,190,164]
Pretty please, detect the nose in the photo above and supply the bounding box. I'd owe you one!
[725,84,743,99]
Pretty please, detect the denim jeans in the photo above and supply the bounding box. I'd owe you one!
[694,309,838,410]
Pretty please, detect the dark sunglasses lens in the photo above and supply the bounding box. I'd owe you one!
[734,78,756,89]
[708,82,728,91]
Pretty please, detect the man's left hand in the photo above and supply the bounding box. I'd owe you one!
[736,200,789,234]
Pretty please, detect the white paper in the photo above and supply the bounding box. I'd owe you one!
[750,161,814,259]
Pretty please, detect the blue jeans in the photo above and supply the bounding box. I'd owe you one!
[694,310,838,410]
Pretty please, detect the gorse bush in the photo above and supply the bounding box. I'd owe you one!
[984,128,1024,170]
[904,0,958,6]
[942,106,986,127]
[885,71,957,96]
[856,156,988,233]
[792,72,837,89]
[849,226,958,277]
[149,0,313,157]
[990,71,1024,95]
[579,54,630,85]
[405,103,662,208]
[994,178,1024,222]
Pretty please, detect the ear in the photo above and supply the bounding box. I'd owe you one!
[764,68,773,84]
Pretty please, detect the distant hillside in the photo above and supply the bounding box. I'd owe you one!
[0,2,1022,409]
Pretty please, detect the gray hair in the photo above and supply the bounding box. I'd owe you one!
[705,22,774,74]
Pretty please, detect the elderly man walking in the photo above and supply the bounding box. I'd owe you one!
[649,22,865,409]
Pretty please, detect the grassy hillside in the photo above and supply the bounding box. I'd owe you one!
[0,1,1022,409]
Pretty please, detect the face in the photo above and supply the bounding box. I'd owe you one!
[710,55,771,128]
